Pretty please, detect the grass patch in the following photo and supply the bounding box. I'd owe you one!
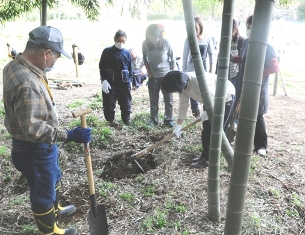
[119,192,136,203]
[68,100,84,109]
[0,100,5,117]
[165,200,187,213]
[65,114,113,149]
[0,146,10,158]
[87,92,103,110]
[143,185,155,197]
[98,182,116,199]
[10,196,28,207]
[131,112,151,130]
[20,225,37,235]
[269,188,281,198]
[181,143,202,153]
[142,207,167,231]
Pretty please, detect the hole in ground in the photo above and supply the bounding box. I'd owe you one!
[99,151,161,180]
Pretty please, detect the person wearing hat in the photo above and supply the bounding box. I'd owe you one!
[161,71,235,168]
[2,26,92,235]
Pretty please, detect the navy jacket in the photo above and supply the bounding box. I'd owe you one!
[99,45,133,88]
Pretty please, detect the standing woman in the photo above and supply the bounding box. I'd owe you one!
[142,24,176,127]
[229,19,245,86]
[182,16,214,119]
[99,29,133,125]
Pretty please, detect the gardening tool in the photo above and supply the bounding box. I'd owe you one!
[72,108,108,235]
[131,118,201,173]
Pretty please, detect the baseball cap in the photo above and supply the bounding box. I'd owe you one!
[28,26,72,59]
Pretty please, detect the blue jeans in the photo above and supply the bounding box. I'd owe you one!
[11,138,61,213]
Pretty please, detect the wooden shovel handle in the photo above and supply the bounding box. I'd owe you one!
[133,118,201,159]
[80,115,95,196]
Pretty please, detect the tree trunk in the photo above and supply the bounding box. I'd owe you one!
[208,0,234,223]
[41,0,47,26]
[224,0,275,234]
[182,0,234,169]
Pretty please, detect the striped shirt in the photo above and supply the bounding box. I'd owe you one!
[3,54,67,144]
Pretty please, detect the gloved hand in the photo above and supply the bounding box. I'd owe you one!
[173,125,182,138]
[201,111,208,122]
[102,80,111,94]
[67,127,92,143]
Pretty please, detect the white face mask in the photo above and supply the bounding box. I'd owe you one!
[44,52,56,73]
[246,29,251,38]
[115,42,125,49]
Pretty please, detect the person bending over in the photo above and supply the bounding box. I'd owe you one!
[161,71,235,168]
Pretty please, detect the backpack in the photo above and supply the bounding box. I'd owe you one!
[72,45,85,65]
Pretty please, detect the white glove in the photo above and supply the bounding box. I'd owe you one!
[102,80,111,94]
[173,125,182,138]
[201,111,208,122]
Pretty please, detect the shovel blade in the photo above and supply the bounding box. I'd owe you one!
[87,204,109,235]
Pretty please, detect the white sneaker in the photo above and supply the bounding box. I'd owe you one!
[257,149,266,156]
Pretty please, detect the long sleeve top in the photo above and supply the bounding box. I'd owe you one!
[142,38,175,78]
[178,72,235,120]
[182,36,213,72]
[232,38,278,114]
[99,45,133,88]
[3,54,67,144]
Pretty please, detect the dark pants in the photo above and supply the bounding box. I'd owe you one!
[190,98,199,111]
[148,77,173,122]
[254,113,267,151]
[132,71,147,88]
[102,86,132,123]
[11,138,61,213]
[201,99,234,161]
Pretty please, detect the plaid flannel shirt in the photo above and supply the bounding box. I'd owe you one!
[3,54,67,143]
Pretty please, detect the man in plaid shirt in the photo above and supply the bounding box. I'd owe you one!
[3,26,91,235]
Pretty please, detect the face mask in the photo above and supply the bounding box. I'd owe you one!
[44,53,56,73]
[246,29,251,38]
[115,42,125,49]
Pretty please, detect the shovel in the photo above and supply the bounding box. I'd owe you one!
[72,109,109,235]
[131,118,201,173]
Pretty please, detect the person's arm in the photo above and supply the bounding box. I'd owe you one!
[127,51,133,79]
[207,37,213,73]
[167,40,176,70]
[182,38,189,72]
[99,48,107,81]
[142,41,153,78]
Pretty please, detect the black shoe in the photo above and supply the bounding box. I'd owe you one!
[192,155,204,162]
[164,120,175,128]
[109,120,119,127]
[56,205,76,219]
[123,120,131,126]
[147,119,158,127]
[190,159,209,168]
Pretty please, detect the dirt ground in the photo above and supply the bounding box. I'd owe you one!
[1,47,305,234]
